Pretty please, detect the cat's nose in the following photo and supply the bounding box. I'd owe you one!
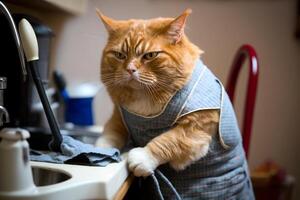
[126,63,137,75]
[126,68,137,75]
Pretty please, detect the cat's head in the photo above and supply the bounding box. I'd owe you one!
[97,9,202,104]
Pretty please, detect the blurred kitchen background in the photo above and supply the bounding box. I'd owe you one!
[2,0,300,199]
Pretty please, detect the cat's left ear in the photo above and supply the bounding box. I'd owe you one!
[96,8,118,33]
[166,9,192,44]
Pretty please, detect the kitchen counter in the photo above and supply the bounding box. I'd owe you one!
[1,157,130,200]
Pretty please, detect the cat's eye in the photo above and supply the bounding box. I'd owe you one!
[143,52,159,60]
[113,51,127,60]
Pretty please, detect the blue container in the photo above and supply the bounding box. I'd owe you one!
[65,97,94,126]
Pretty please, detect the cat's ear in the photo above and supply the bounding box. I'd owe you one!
[166,9,192,44]
[96,8,118,33]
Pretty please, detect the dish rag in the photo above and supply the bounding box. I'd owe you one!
[30,135,121,166]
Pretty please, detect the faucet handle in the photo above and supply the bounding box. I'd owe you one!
[18,19,39,62]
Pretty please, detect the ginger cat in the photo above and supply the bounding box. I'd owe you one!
[95,9,214,172]
[95,9,254,200]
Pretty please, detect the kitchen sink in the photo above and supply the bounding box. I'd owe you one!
[0,126,128,200]
[0,159,128,200]
[32,167,71,186]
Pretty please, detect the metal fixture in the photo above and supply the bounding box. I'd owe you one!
[0,0,28,126]
[0,77,9,126]
[0,1,27,81]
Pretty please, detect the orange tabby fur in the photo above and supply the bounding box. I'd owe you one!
[96,9,220,171]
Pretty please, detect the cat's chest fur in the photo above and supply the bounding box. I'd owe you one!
[123,92,165,117]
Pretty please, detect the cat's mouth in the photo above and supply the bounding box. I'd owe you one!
[125,76,149,90]
[127,77,143,89]
[122,71,157,90]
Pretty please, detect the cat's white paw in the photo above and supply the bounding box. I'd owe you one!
[127,147,159,177]
[95,137,116,148]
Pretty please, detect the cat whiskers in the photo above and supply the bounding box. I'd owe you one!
[139,72,180,103]
[138,77,155,85]
[136,75,161,102]
[101,73,127,88]
[138,76,173,103]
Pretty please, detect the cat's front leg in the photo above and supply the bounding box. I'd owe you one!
[95,106,128,149]
[127,111,218,177]
[146,110,218,171]
[127,147,161,177]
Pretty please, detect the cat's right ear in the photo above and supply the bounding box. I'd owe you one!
[165,9,192,44]
[96,8,118,33]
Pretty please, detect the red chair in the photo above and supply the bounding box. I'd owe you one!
[226,44,259,159]
[229,46,295,200]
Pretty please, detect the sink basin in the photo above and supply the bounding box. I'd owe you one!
[32,167,71,186]
[0,125,128,200]
[0,159,128,200]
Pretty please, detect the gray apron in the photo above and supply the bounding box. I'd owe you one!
[120,60,255,200]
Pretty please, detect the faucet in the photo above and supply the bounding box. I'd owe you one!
[0,1,27,80]
[0,1,63,151]
[0,1,28,126]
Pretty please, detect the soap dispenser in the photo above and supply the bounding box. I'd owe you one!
[0,128,35,193]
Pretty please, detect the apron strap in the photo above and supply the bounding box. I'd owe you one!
[150,169,182,200]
